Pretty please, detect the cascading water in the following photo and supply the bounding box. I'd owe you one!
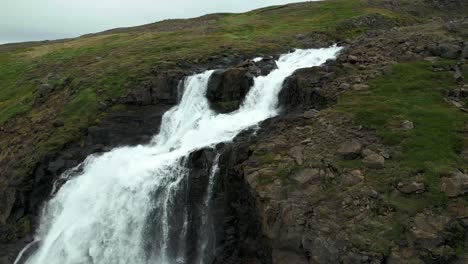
[19,46,342,264]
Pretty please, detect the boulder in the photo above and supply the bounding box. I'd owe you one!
[52,120,64,128]
[362,154,385,169]
[409,214,450,251]
[253,57,278,76]
[38,83,54,97]
[401,120,414,130]
[278,66,333,110]
[205,58,277,113]
[292,168,322,184]
[303,109,319,119]
[342,170,364,186]
[352,84,369,91]
[441,171,468,197]
[120,71,184,105]
[397,181,425,194]
[337,140,362,159]
[429,44,461,59]
[206,68,253,113]
[462,45,468,59]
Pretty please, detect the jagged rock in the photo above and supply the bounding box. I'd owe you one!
[254,57,278,76]
[206,57,277,113]
[0,188,15,224]
[289,146,304,165]
[460,149,468,162]
[206,68,253,113]
[337,140,362,159]
[348,55,359,64]
[279,66,333,110]
[362,154,385,169]
[401,120,414,130]
[98,101,108,111]
[429,43,461,59]
[397,181,425,194]
[120,71,184,105]
[52,120,64,128]
[38,83,53,97]
[339,83,350,90]
[462,45,468,59]
[342,170,364,186]
[352,84,369,91]
[292,168,322,184]
[303,109,319,119]
[454,70,464,83]
[441,171,468,197]
[409,214,450,251]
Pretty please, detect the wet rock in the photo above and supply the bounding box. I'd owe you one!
[206,57,277,113]
[253,57,278,76]
[279,67,333,110]
[206,68,253,113]
[441,171,468,197]
[400,120,414,130]
[362,154,385,169]
[337,140,362,159]
[397,181,425,194]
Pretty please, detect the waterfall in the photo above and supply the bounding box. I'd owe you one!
[19,46,342,264]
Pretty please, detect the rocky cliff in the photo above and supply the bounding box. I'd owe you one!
[1,0,468,263]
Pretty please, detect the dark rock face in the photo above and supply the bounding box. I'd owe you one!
[207,58,278,113]
[207,68,254,113]
[118,71,186,105]
[278,64,336,111]
[212,133,272,264]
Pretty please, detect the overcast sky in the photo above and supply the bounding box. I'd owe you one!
[0,0,311,44]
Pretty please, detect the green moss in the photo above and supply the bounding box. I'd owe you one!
[0,54,35,123]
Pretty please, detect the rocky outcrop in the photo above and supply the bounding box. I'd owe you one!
[207,58,277,113]
[278,63,336,111]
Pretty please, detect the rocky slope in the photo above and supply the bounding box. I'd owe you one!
[1,0,468,263]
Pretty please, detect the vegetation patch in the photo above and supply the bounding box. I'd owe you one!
[336,61,467,212]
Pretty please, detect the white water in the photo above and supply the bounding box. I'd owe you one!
[21,46,341,264]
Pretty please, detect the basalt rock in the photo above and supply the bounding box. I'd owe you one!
[206,58,278,113]
[119,70,186,105]
[278,65,335,111]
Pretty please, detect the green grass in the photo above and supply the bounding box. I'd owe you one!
[336,61,467,212]
[0,54,35,123]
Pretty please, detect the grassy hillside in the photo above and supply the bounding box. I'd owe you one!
[0,0,425,183]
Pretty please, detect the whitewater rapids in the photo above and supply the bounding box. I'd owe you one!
[20,46,342,264]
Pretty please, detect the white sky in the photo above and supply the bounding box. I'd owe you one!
[0,0,311,44]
